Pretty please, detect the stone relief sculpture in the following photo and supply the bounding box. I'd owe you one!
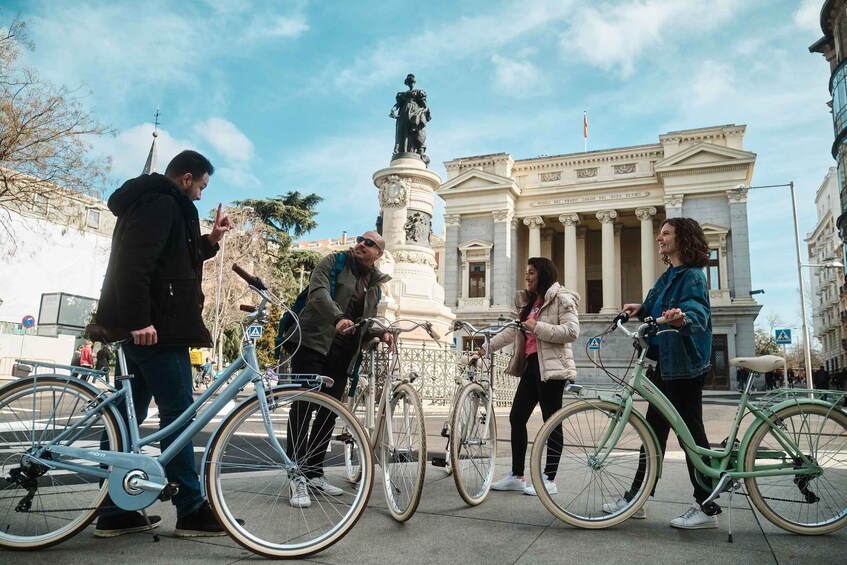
[404,211,431,246]
[389,74,431,165]
[380,174,408,207]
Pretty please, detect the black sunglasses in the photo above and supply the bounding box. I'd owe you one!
[356,236,382,250]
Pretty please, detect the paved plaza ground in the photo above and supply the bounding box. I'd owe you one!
[3,396,846,564]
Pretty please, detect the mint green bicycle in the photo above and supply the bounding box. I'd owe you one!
[530,313,847,539]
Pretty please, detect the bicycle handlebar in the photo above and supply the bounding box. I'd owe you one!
[346,317,441,341]
[453,319,523,336]
[232,263,267,291]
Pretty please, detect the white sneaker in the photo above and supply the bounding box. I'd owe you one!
[289,477,312,508]
[602,494,646,519]
[523,475,557,496]
[490,471,526,491]
[307,475,344,496]
[670,504,718,529]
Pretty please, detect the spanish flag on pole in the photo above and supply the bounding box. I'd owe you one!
[583,111,588,152]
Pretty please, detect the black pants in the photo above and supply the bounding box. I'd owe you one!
[286,342,355,478]
[509,354,567,480]
[630,365,713,504]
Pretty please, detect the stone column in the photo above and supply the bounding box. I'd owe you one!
[540,228,554,259]
[559,214,580,291]
[524,216,545,257]
[727,186,753,300]
[492,209,514,307]
[460,249,470,300]
[596,209,618,314]
[576,227,587,303]
[635,206,657,296]
[614,224,622,308]
[444,214,461,307]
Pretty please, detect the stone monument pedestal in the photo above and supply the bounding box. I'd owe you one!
[374,157,454,343]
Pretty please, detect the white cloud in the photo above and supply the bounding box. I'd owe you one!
[324,0,577,93]
[793,0,822,34]
[683,60,736,109]
[92,124,195,185]
[558,0,738,77]
[193,118,255,163]
[245,14,309,41]
[491,54,545,97]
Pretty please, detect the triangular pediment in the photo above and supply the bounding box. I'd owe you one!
[700,222,729,235]
[458,239,494,251]
[440,168,514,192]
[655,142,756,171]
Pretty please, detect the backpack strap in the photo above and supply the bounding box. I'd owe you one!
[329,252,346,297]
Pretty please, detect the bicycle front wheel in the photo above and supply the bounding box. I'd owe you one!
[0,376,122,549]
[379,382,426,522]
[450,382,497,506]
[744,403,847,534]
[205,388,373,559]
[530,400,658,528]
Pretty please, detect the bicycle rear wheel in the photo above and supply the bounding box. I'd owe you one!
[530,400,658,528]
[744,403,847,534]
[0,376,122,549]
[450,382,497,506]
[205,388,373,559]
[379,382,426,522]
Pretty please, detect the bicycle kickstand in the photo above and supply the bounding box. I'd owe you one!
[726,480,742,543]
[141,508,160,542]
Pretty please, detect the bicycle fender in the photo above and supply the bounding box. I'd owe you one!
[594,395,664,480]
[737,398,837,465]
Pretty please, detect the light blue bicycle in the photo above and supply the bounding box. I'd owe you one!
[0,264,373,558]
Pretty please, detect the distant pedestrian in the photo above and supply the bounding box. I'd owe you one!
[736,367,749,392]
[80,340,94,369]
[70,345,83,379]
[813,365,830,390]
[787,368,795,388]
[764,370,776,391]
[96,345,113,379]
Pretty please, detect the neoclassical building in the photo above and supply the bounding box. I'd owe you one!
[437,124,762,389]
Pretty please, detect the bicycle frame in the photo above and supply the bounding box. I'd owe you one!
[27,337,320,510]
[583,320,829,486]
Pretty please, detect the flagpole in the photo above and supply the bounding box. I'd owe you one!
[583,111,588,152]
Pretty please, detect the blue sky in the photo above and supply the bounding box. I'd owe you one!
[3,0,836,330]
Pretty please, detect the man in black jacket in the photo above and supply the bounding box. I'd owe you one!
[93,150,232,538]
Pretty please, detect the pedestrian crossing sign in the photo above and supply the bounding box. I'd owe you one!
[247,325,263,339]
[588,337,602,350]
[774,329,792,345]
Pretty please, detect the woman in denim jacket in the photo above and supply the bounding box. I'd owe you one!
[604,217,719,530]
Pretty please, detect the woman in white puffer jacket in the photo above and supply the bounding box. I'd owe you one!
[484,257,580,496]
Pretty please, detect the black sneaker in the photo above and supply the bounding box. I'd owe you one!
[174,502,243,537]
[93,511,162,538]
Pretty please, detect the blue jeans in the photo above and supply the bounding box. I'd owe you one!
[102,344,204,518]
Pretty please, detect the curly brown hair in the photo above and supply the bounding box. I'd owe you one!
[661,217,710,267]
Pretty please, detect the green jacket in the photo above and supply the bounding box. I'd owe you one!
[287,250,390,372]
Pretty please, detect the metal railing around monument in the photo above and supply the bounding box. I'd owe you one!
[358,342,516,407]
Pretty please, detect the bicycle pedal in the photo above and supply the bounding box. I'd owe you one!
[158,482,180,501]
[431,457,447,467]
[440,422,450,438]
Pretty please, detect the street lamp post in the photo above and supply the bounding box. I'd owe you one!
[737,182,815,392]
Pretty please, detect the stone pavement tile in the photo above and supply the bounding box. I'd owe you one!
[314,504,546,565]
[517,524,777,565]
[748,507,847,565]
[415,462,558,528]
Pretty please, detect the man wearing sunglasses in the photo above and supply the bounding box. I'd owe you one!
[284,230,392,508]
